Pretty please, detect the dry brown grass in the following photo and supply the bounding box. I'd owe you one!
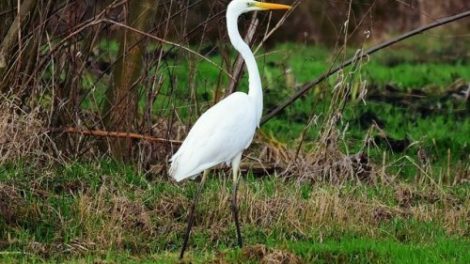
[242,244,302,264]
[0,99,47,165]
[41,180,469,254]
[0,159,468,259]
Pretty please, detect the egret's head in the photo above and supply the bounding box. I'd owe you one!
[228,0,291,16]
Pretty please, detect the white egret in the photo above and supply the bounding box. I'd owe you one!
[169,0,291,258]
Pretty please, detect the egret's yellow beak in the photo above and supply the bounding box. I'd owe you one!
[254,1,291,10]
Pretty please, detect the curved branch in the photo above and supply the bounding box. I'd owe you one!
[261,10,470,125]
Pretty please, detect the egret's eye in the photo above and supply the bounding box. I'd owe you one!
[247,2,254,7]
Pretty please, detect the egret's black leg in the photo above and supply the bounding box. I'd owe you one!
[230,153,243,248]
[231,176,243,247]
[180,170,208,259]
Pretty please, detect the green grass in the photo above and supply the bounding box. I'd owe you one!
[3,237,469,263]
[75,40,470,181]
[284,236,470,264]
[1,160,469,263]
[78,39,470,176]
[138,41,469,175]
[3,35,470,263]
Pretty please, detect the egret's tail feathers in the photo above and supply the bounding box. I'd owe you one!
[169,155,183,182]
[169,154,198,182]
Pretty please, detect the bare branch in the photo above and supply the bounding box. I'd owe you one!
[261,9,470,125]
[103,18,234,80]
[50,127,182,144]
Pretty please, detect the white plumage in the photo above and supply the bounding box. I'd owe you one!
[169,92,257,182]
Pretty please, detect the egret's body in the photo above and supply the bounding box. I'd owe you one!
[169,0,291,258]
[170,92,257,181]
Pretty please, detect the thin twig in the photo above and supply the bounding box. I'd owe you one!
[50,127,182,144]
[254,0,302,54]
[102,18,234,80]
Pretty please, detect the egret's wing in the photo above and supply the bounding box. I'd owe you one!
[170,92,257,181]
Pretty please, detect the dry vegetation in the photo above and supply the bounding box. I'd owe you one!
[0,0,469,166]
[0,98,46,164]
[0,163,468,262]
[0,0,469,262]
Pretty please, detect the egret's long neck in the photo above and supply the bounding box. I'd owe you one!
[227,12,263,125]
